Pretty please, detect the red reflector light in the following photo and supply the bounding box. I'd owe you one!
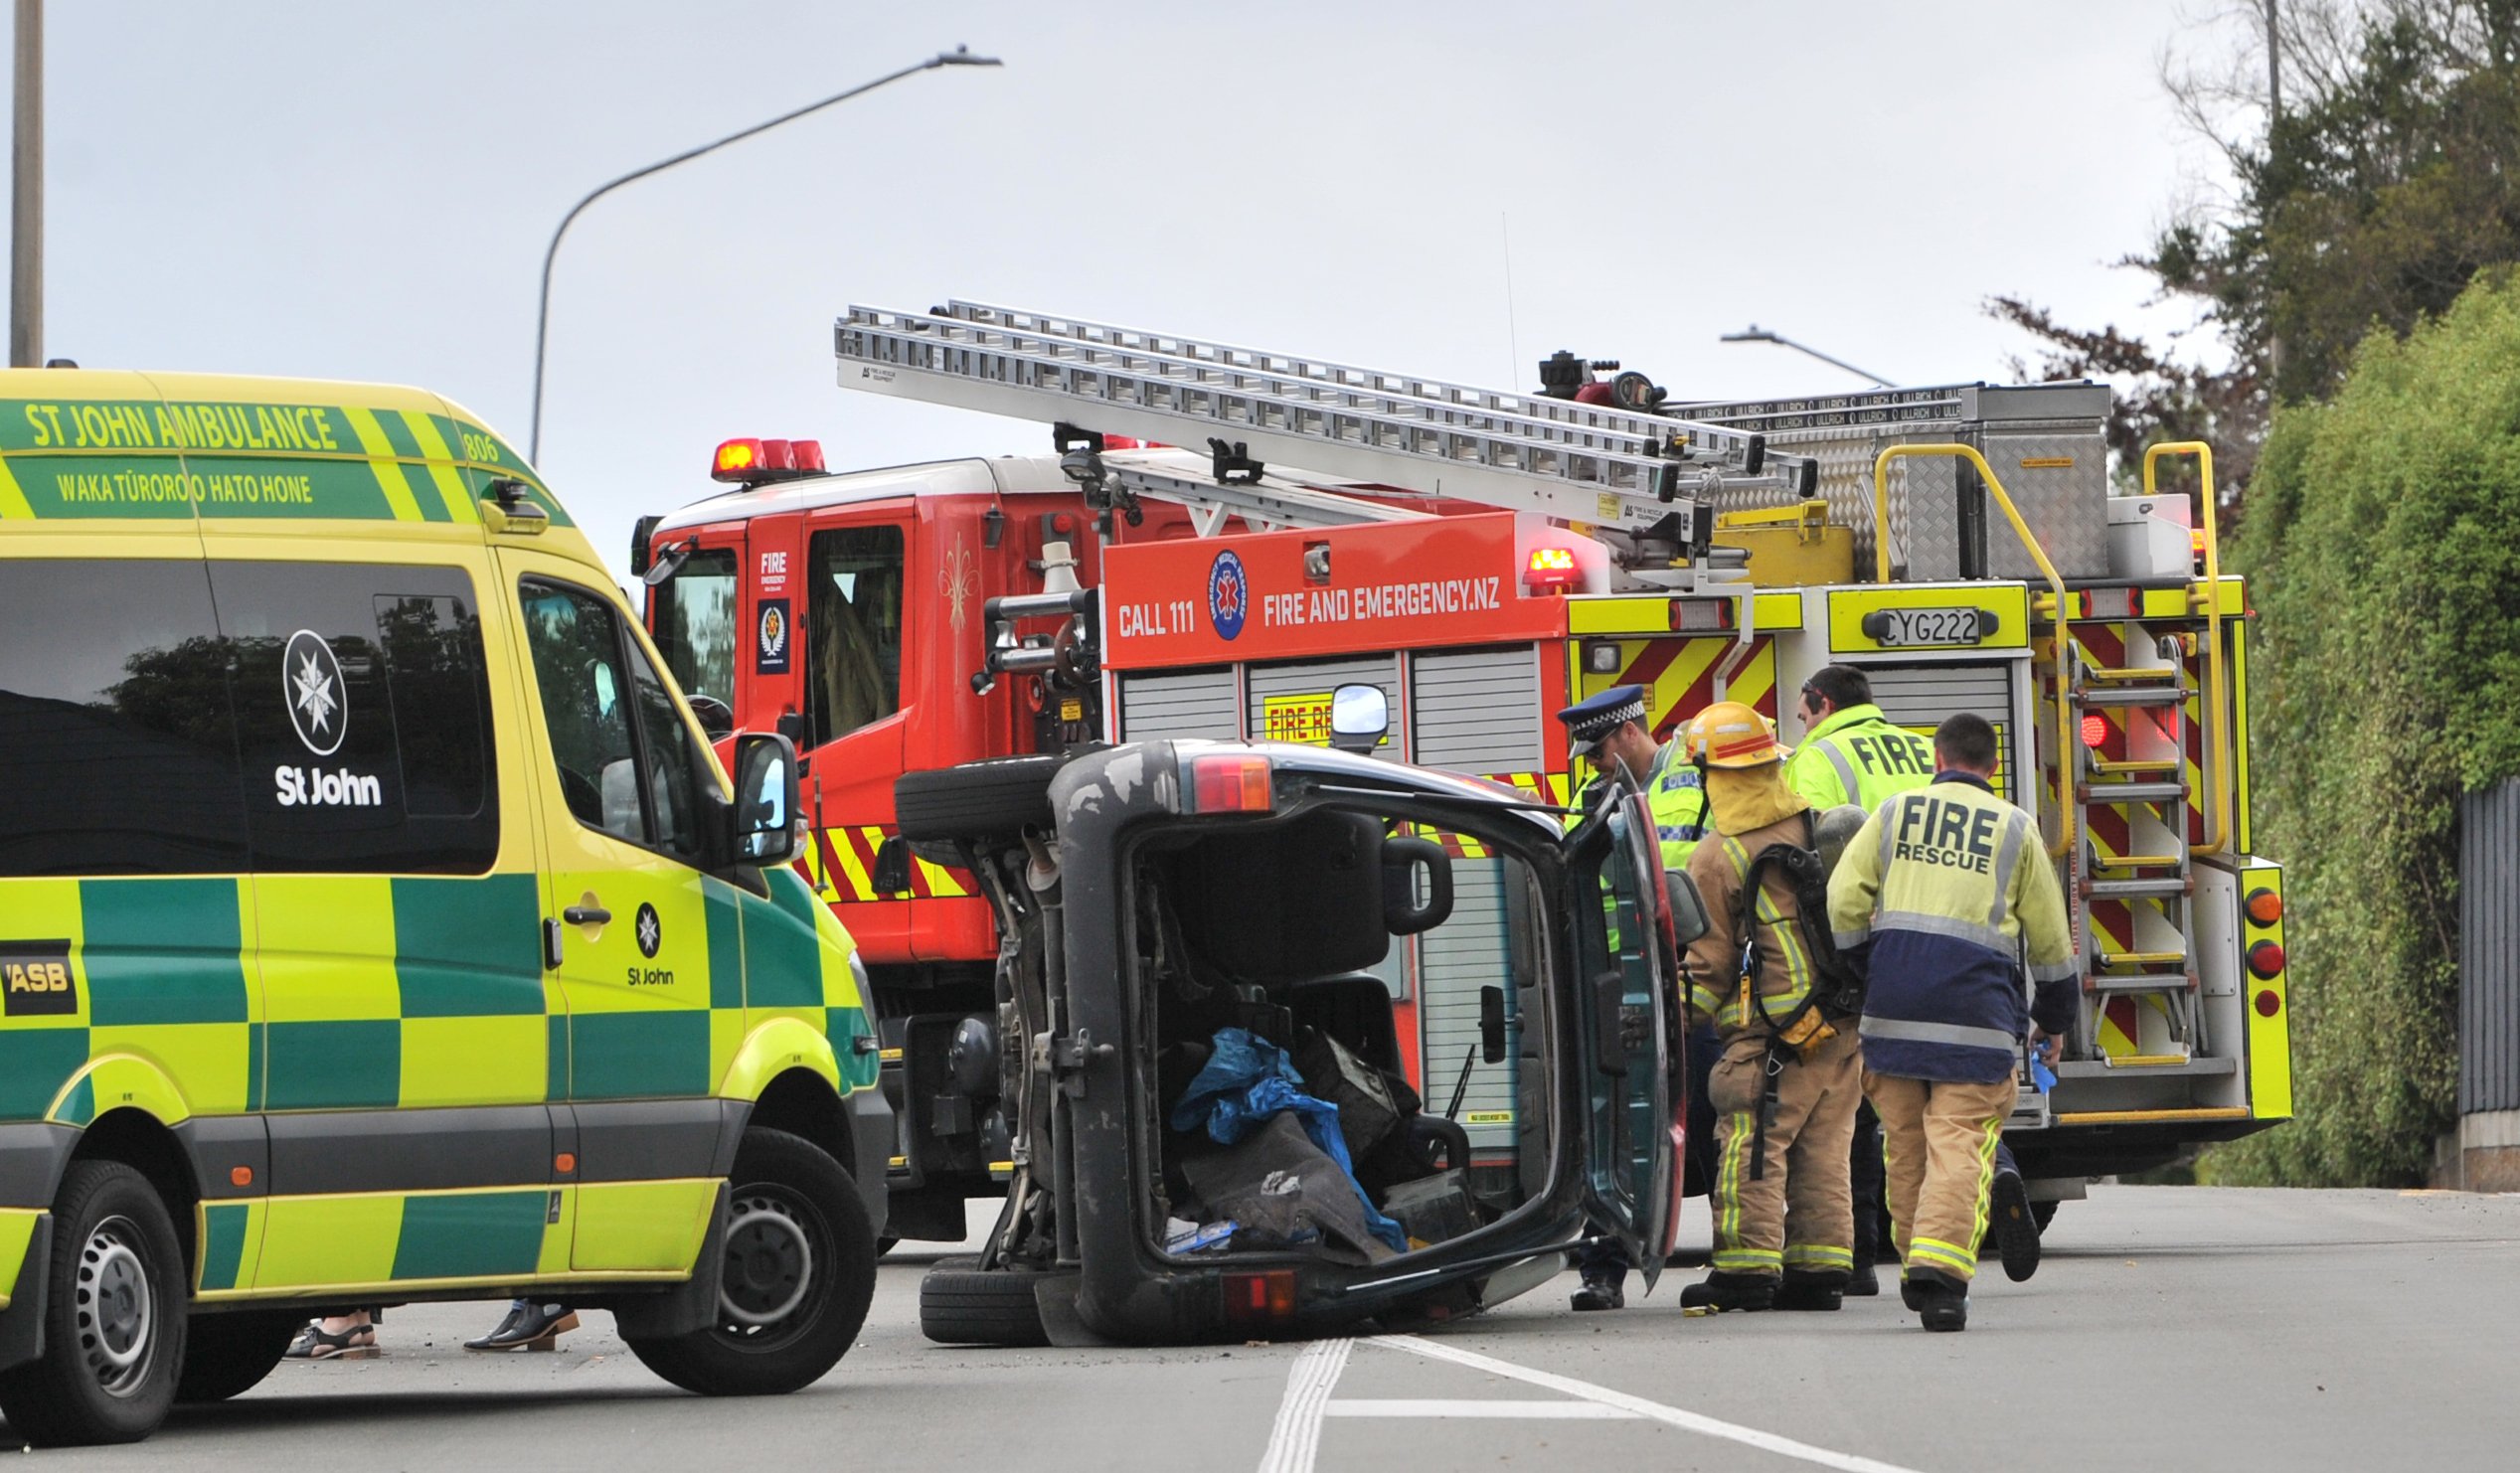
[2254,988,2281,1018]
[2244,887,2282,926]
[791,439,826,474]
[1222,1268,1297,1325]
[2247,940,2285,979]
[1669,598,1732,633]
[713,437,762,481]
[1524,547,1581,592]
[2080,714,2107,747]
[1191,754,1272,812]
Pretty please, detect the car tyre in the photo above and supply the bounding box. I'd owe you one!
[624,1129,876,1397]
[895,755,1063,843]
[919,1257,1056,1347]
[0,1160,188,1446]
[174,1309,299,1402]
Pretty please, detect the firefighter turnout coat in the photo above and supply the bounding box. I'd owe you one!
[1824,773,2076,1083]
[1784,703,1936,813]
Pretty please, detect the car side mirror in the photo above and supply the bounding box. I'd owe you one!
[1327,683,1388,754]
[1478,984,1507,1064]
[730,733,801,866]
[1664,870,1711,946]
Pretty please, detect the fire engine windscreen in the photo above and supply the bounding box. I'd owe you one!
[1138,805,1553,1263]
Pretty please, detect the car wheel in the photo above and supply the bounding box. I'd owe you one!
[919,1257,1056,1347]
[174,1310,298,1402]
[0,1160,187,1446]
[624,1129,875,1396]
[895,755,1063,843]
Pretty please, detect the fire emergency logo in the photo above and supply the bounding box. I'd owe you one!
[1208,549,1249,641]
[756,597,791,676]
[282,629,347,755]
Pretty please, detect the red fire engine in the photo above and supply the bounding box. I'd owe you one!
[638,301,2292,1246]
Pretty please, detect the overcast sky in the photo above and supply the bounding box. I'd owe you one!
[24,1,2240,582]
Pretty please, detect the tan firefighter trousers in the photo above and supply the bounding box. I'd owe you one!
[1863,1070,2014,1283]
[1706,1028,1862,1277]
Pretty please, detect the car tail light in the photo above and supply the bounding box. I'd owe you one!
[713,438,762,482]
[1524,547,1581,592]
[1221,1268,1296,1326]
[2081,714,2107,747]
[1669,598,1732,633]
[1191,753,1272,812]
[2245,887,2282,926]
[2247,940,2284,979]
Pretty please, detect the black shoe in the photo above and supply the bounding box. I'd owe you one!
[1903,1266,1968,1332]
[1990,1170,2042,1282]
[1570,1272,1625,1312]
[1679,1271,1777,1313]
[465,1301,580,1351]
[1773,1270,1848,1311]
[1845,1260,1880,1297]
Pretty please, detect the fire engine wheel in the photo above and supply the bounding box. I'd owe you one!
[624,1129,875,1397]
[895,755,1063,843]
[918,1256,1058,1348]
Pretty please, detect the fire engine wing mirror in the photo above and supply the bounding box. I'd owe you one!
[1327,683,1388,754]
[642,536,698,586]
[1664,870,1711,947]
[730,733,801,866]
[687,693,735,740]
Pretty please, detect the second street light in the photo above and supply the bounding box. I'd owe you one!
[1718,324,1896,389]
[529,45,1002,462]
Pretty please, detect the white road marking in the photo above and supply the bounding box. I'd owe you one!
[1256,1337,1353,1473]
[1368,1334,1926,1473]
[1323,1399,1640,1419]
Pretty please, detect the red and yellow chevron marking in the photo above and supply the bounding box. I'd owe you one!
[800,824,973,904]
[1578,635,1776,741]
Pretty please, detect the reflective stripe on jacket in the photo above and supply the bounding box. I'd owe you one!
[1783,704,1937,812]
[1643,741,1710,871]
[1824,773,2076,1083]
[1681,814,1817,1036]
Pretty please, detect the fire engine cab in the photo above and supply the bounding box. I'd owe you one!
[637,300,2293,1245]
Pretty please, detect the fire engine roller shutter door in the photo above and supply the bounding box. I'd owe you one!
[1409,647,1545,1153]
[1116,667,1239,741]
[1858,663,2018,803]
[1241,656,1409,1000]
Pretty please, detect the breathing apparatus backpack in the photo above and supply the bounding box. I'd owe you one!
[1732,808,1869,1060]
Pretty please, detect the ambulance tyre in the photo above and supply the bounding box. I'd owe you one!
[0,1160,188,1446]
[173,1311,298,1402]
[895,755,1063,843]
[625,1129,875,1397]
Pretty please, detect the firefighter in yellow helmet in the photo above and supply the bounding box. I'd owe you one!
[1675,701,1865,1313]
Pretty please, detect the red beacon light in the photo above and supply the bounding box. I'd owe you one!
[1524,546,1582,593]
[712,437,828,487]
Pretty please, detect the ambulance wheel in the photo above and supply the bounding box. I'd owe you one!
[919,1257,1052,1347]
[626,1129,876,1396]
[0,1160,187,1446]
[173,1310,297,1402]
[895,755,1063,842]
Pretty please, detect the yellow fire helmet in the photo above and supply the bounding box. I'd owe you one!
[1685,700,1784,768]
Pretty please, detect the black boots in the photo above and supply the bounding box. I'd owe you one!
[1773,1269,1849,1312]
[1989,1169,2042,1282]
[1900,1266,1969,1332]
[1569,1270,1625,1311]
[1679,1271,1777,1313]
[1844,1259,1881,1297]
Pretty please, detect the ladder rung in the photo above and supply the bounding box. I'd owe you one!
[2075,686,2192,708]
[2086,754,2181,775]
[2085,876,2192,900]
[2090,851,2184,870]
[2080,665,2184,684]
[2095,950,2186,968]
[2055,1057,2240,1079]
[2080,780,2188,804]
[2084,972,2195,993]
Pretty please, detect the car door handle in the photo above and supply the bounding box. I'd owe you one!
[563,904,612,925]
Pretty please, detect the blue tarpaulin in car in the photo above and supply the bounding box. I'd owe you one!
[1169,1027,1409,1252]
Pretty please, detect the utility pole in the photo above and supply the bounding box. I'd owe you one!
[2264,0,2283,394]
[10,0,39,369]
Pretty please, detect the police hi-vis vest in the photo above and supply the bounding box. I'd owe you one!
[1825,773,2076,1083]
[1784,704,1936,812]
[1576,740,1709,871]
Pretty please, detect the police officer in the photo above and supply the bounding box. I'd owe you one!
[1782,665,1938,1295]
[1675,702,1863,1313]
[1825,713,2074,1332]
[1554,683,1708,1311]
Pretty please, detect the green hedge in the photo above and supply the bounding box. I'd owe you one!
[2204,270,2520,1186]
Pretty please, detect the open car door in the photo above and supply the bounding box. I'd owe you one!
[1564,785,1680,1289]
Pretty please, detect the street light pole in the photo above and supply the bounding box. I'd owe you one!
[1718,324,1895,389]
[10,0,40,369]
[528,45,1001,462]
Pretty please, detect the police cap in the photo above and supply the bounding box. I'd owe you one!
[1556,684,1648,750]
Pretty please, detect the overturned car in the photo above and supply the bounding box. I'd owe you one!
[893,696,1704,1346]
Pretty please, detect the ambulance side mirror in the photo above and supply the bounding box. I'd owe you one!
[731,733,801,866]
[1664,871,1710,946]
[1327,683,1387,754]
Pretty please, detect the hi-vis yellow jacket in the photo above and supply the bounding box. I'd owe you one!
[1825,773,2076,1083]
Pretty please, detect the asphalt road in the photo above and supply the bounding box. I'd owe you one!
[16,1186,2518,1472]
